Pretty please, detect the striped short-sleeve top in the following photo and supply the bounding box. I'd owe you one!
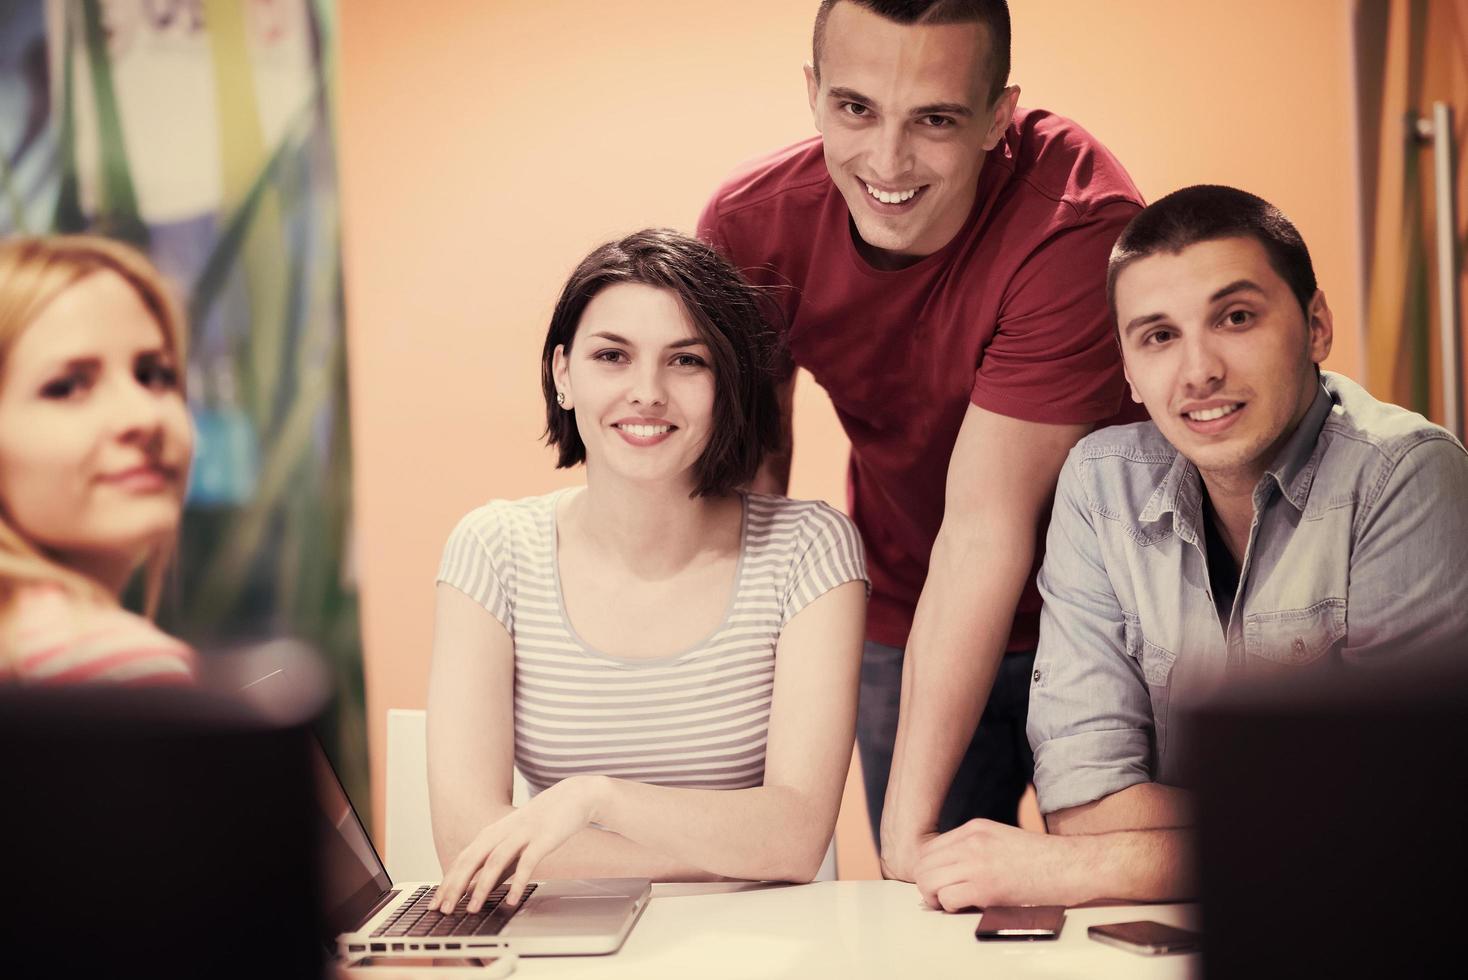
[1,585,196,686]
[436,489,867,794]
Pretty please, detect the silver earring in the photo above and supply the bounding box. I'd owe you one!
[556,392,566,407]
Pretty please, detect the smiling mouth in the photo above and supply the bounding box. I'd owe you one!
[864,182,922,205]
[1183,403,1243,422]
[99,464,178,490]
[614,423,675,438]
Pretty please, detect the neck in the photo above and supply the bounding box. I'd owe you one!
[854,233,926,271]
[567,469,739,578]
[51,548,140,599]
[1198,471,1257,563]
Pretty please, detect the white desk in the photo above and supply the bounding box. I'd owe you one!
[515,881,1201,979]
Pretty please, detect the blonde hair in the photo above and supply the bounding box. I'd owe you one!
[0,234,190,619]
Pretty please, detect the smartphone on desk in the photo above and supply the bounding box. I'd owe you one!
[345,952,516,977]
[1088,920,1201,955]
[974,906,1066,940]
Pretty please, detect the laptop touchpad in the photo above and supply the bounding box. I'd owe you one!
[528,896,629,918]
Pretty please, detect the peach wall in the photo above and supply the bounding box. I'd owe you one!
[338,1,1361,880]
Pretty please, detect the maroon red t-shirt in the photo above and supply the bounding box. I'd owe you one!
[698,107,1144,652]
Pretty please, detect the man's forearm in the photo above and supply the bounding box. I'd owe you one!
[1064,828,1197,905]
[749,448,792,495]
[1047,783,1195,836]
[749,374,796,495]
[882,526,1033,861]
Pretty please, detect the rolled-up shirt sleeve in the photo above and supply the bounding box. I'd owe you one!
[1028,450,1156,814]
[1344,434,1468,663]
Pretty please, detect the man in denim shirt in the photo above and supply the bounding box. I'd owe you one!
[911,184,1468,911]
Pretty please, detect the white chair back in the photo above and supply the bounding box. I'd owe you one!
[384,708,441,881]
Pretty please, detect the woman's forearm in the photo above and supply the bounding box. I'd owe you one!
[534,825,729,883]
[437,799,726,883]
[590,777,833,883]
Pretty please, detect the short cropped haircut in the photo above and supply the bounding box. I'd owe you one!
[812,0,1012,104]
[540,229,782,498]
[1107,185,1318,320]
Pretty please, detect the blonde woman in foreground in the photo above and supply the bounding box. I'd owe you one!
[0,235,194,684]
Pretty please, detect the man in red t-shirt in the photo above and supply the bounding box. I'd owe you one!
[698,0,1143,883]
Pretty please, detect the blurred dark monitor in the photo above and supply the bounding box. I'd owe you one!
[1186,657,1468,980]
[0,684,326,980]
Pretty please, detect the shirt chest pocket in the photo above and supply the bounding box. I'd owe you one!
[1123,613,1177,770]
[1243,599,1347,668]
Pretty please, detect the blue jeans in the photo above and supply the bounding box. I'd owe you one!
[856,640,1037,844]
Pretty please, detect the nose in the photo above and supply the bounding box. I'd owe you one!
[870,120,914,182]
[111,375,169,449]
[1179,331,1225,395]
[627,360,667,408]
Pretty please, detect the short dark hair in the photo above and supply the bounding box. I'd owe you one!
[1107,185,1318,321]
[540,229,782,498]
[811,0,1011,104]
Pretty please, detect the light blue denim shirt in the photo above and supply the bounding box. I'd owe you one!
[1027,371,1468,814]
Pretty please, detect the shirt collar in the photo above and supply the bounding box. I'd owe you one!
[1138,450,1204,545]
[1261,378,1333,511]
[1137,378,1334,534]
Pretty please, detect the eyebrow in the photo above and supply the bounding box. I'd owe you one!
[1207,279,1267,303]
[585,331,708,350]
[41,348,171,370]
[826,86,973,119]
[1121,312,1167,337]
[1122,279,1270,336]
[32,357,102,379]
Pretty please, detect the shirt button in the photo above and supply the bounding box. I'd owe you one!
[1032,669,1042,683]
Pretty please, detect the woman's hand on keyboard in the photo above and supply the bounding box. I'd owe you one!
[435,774,607,913]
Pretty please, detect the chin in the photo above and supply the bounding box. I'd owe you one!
[604,461,673,484]
[848,205,905,235]
[97,519,181,556]
[865,231,914,253]
[1185,443,1262,476]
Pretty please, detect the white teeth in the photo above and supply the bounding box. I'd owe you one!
[617,424,672,438]
[1186,404,1241,422]
[865,182,918,205]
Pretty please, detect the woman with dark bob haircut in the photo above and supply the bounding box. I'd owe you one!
[429,229,868,908]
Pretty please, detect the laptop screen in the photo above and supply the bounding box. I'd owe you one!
[1,685,326,979]
[313,735,397,938]
[239,663,396,939]
[1187,658,1468,979]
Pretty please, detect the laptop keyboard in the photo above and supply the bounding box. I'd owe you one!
[370,883,538,938]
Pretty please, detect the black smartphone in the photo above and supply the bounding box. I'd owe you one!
[974,905,1066,941]
[1087,920,1202,955]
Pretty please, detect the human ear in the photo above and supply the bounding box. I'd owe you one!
[1123,364,1144,404]
[1305,289,1334,364]
[552,344,573,410]
[804,63,822,132]
[983,85,1020,152]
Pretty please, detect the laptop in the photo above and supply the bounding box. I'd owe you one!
[1185,655,1468,979]
[228,656,651,959]
[1,684,327,980]
[314,733,651,959]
